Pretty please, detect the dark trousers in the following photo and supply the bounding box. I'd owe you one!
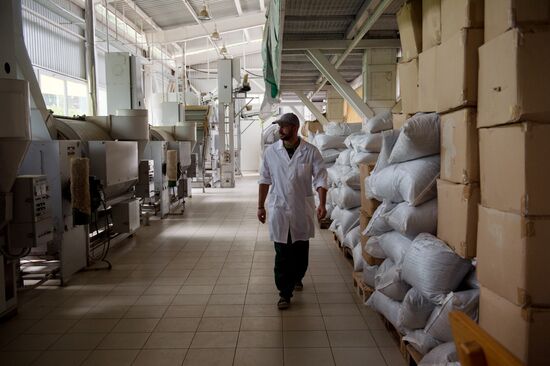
[274,232,309,299]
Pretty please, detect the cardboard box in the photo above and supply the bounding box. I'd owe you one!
[436,180,479,258]
[418,46,437,112]
[436,28,483,113]
[392,113,408,130]
[440,108,479,184]
[359,163,380,216]
[477,205,550,307]
[422,0,441,50]
[478,28,550,128]
[440,0,484,42]
[397,58,419,114]
[397,0,423,62]
[485,0,550,42]
[479,286,550,364]
[479,122,550,216]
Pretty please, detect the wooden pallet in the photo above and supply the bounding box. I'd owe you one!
[352,271,374,303]
[378,314,423,366]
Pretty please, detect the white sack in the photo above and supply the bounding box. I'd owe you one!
[340,207,360,236]
[321,148,343,163]
[335,148,352,166]
[335,185,361,209]
[419,342,459,365]
[325,203,334,219]
[365,236,386,259]
[341,169,361,190]
[315,133,347,150]
[463,267,479,290]
[378,231,412,266]
[383,199,438,239]
[343,226,361,249]
[372,129,401,176]
[362,264,378,287]
[402,233,473,305]
[375,259,411,301]
[335,225,345,243]
[398,287,436,330]
[363,201,395,237]
[330,206,342,223]
[327,165,352,186]
[368,155,440,206]
[424,289,480,342]
[346,132,383,153]
[366,290,407,334]
[350,151,379,168]
[403,330,441,355]
[363,110,393,133]
[352,242,364,271]
[389,113,441,164]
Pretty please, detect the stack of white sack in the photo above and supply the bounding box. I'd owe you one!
[326,114,393,268]
[362,113,480,361]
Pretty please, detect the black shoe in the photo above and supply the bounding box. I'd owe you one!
[277,297,290,310]
[294,281,304,291]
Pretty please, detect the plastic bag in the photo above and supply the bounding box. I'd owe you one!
[335,185,361,210]
[343,226,361,249]
[403,330,441,355]
[419,342,459,365]
[378,231,412,265]
[315,133,347,150]
[352,241,364,271]
[383,199,438,239]
[368,155,440,206]
[366,290,407,334]
[363,201,395,237]
[375,259,411,301]
[398,287,436,330]
[424,289,479,342]
[362,264,378,287]
[402,234,473,305]
[363,110,393,133]
[389,113,440,164]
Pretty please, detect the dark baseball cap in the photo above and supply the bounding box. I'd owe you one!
[272,113,300,126]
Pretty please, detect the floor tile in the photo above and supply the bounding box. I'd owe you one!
[233,348,283,366]
[240,316,282,331]
[182,348,235,366]
[50,333,106,350]
[132,349,187,366]
[283,348,335,366]
[237,331,283,348]
[190,332,238,348]
[197,317,241,332]
[69,319,119,333]
[380,346,408,366]
[97,333,150,349]
[33,350,91,366]
[4,333,61,351]
[283,330,330,348]
[143,332,194,349]
[208,294,245,305]
[124,306,167,319]
[332,347,387,366]
[112,318,160,333]
[203,304,243,317]
[0,351,41,365]
[327,330,377,348]
[163,305,205,318]
[323,316,369,331]
[282,316,325,331]
[178,285,214,295]
[82,350,139,366]
[171,294,210,306]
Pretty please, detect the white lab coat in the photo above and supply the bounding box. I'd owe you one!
[259,139,328,243]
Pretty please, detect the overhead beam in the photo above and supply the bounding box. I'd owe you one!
[283,39,400,50]
[180,0,222,57]
[234,0,243,16]
[289,105,306,123]
[146,12,265,44]
[313,0,394,97]
[306,49,373,119]
[295,92,329,125]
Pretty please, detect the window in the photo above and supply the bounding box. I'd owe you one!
[40,74,65,115]
[66,80,88,116]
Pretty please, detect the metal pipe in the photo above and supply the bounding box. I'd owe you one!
[311,0,394,98]
[85,0,98,116]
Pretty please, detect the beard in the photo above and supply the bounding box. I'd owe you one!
[279,133,290,140]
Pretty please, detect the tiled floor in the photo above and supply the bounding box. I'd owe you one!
[0,174,406,366]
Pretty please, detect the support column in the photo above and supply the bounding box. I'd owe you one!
[85,0,98,116]
[306,49,373,119]
[295,92,329,126]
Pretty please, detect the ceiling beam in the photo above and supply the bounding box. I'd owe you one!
[179,0,222,57]
[234,0,243,16]
[306,49,373,119]
[295,92,329,125]
[145,12,265,44]
[283,39,400,50]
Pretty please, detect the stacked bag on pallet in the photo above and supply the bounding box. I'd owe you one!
[327,113,393,264]
[363,113,479,357]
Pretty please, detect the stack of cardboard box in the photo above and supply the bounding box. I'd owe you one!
[475,1,550,364]
[359,163,382,266]
[435,0,483,259]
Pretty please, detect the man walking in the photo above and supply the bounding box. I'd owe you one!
[257,113,328,309]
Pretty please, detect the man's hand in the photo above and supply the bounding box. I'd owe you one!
[316,205,327,220]
[257,208,266,224]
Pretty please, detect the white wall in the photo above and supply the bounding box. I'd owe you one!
[240,119,262,172]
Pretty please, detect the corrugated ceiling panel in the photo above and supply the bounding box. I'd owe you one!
[286,0,363,16]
